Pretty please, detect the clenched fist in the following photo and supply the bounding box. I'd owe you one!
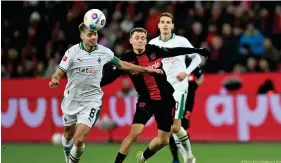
[49,78,59,88]
[176,72,187,81]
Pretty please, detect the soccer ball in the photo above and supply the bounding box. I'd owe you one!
[51,132,62,145]
[84,9,106,31]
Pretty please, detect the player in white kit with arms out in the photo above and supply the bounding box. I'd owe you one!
[49,23,162,163]
[149,13,200,163]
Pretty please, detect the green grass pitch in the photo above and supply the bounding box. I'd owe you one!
[2,143,281,163]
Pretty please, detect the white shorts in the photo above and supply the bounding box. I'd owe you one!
[61,99,101,128]
[173,90,187,119]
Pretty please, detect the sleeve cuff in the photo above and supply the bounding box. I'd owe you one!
[111,56,120,65]
[58,66,67,72]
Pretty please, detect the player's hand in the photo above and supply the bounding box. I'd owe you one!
[199,48,210,59]
[176,72,187,81]
[49,78,59,88]
[146,68,164,74]
[184,111,192,119]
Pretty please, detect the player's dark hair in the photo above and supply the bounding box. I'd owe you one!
[78,23,88,33]
[130,27,147,37]
[158,12,174,24]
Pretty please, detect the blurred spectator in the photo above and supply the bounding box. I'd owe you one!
[258,8,271,37]
[233,63,247,73]
[246,57,258,72]
[239,23,265,56]
[222,5,235,25]
[220,23,239,72]
[259,58,271,72]
[2,1,281,78]
[272,5,281,50]
[35,62,45,77]
[263,38,281,70]
[188,22,205,48]
[206,23,217,45]
[116,79,138,97]
[204,36,223,72]
[1,64,10,78]
[44,58,58,78]
[145,7,161,37]
[120,15,134,33]
[209,7,223,31]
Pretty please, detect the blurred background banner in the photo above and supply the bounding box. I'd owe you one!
[2,73,281,142]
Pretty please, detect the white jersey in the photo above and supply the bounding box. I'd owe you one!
[58,42,117,114]
[149,34,196,91]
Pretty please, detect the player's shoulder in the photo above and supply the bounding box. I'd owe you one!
[174,35,193,47]
[149,36,160,44]
[65,43,80,56]
[174,35,190,42]
[96,44,114,54]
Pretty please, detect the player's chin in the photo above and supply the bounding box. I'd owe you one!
[89,42,96,46]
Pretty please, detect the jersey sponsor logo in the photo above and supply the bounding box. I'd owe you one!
[63,56,68,61]
[74,68,97,74]
[148,61,161,69]
[87,69,97,74]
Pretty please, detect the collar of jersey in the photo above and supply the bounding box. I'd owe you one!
[79,41,98,53]
[159,33,175,42]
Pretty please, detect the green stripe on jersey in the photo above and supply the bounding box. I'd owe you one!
[111,56,120,65]
[179,94,185,119]
[92,110,100,128]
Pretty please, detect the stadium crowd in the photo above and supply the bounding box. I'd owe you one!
[1,1,281,78]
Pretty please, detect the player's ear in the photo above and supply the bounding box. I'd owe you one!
[129,37,133,45]
[80,33,84,40]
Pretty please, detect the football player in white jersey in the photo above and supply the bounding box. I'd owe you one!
[149,12,199,163]
[49,23,163,163]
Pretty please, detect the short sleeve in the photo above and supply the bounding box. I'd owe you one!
[58,50,73,72]
[106,49,115,63]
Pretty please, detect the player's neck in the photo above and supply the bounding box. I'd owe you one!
[82,42,97,53]
[160,33,173,41]
[133,48,145,55]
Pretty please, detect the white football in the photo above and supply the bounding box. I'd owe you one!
[84,9,106,31]
[51,132,62,145]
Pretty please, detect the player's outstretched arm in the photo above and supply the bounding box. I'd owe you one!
[151,44,210,58]
[116,60,163,75]
[49,68,65,88]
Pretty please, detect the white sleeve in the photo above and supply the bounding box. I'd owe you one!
[148,39,156,45]
[58,50,73,72]
[106,49,115,63]
[181,38,201,75]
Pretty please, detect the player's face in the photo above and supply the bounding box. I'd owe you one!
[129,32,147,51]
[158,16,174,34]
[81,29,98,47]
